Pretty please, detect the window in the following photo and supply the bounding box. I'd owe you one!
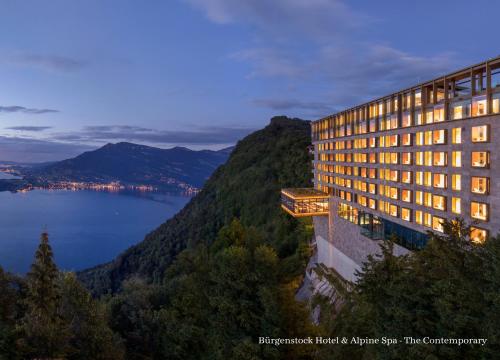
[424,131,433,145]
[452,197,461,214]
[401,152,412,165]
[471,151,489,168]
[401,189,411,203]
[425,151,433,166]
[452,151,462,167]
[493,93,500,114]
[452,104,463,119]
[472,95,487,117]
[434,105,445,122]
[415,132,424,146]
[452,174,461,191]
[401,208,411,221]
[415,172,423,186]
[402,112,411,127]
[389,187,399,200]
[415,210,423,224]
[425,110,433,124]
[369,198,377,209]
[471,177,489,195]
[415,152,424,165]
[433,129,446,144]
[424,213,432,227]
[471,125,489,142]
[432,195,446,211]
[389,204,398,217]
[415,91,422,107]
[401,171,412,184]
[432,216,444,232]
[471,202,488,221]
[452,128,462,144]
[433,152,447,166]
[401,133,411,146]
[424,192,432,207]
[451,100,470,120]
[470,227,488,244]
[432,174,446,189]
[415,191,423,205]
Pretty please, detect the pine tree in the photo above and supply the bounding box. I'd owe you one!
[17,231,71,359]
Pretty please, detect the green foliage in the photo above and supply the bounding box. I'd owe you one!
[78,117,313,295]
[2,232,123,360]
[317,220,500,360]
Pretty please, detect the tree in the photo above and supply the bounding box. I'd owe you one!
[16,231,71,358]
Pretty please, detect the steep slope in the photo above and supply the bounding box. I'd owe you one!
[78,117,312,295]
[27,142,231,191]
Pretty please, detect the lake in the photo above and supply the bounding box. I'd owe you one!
[0,189,190,274]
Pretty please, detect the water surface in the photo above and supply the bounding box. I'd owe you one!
[0,189,190,274]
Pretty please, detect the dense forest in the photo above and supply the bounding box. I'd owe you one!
[78,116,314,296]
[1,117,499,359]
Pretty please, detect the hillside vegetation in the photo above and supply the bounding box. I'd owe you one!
[79,116,313,295]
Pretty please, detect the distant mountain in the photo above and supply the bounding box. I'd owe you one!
[26,142,231,192]
[78,117,312,295]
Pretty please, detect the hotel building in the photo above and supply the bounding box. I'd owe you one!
[282,56,500,281]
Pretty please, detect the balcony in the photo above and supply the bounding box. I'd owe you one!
[281,188,329,217]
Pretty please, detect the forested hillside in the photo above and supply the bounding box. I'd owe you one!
[79,116,313,295]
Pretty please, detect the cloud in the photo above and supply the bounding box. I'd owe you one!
[253,98,336,114]
[0,136,94,163]
[0,106,59,114]
[1,53,86,72]
[5,126,53,132]
[184,0,367,39]
[50,125,255,146]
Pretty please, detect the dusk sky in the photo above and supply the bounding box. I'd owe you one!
[0,0,498,162]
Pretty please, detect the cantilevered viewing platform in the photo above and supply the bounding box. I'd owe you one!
[281,188,329,217]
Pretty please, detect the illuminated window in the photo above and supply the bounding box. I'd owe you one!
[401,171,412,184]
[415,91,422,107]
[433,129,446,144]
[471,177,489,195]
[452,128,462,144]
[424,172,432,187]
[471,125,489,143]
[425,151,433,166]
[415,111,423,125]
[402,112,411,127]
[434,105,445,122]
[401,133,411,146]
[389,204,398,217]
[424,213,432,227]
[389,170,399,182]
[493,93,500,114]
[432,216,444,232]
[415,172,423,186]
[472,95,487,117]
[470,227,488,244]
[415,152,424,166]
[369,198,377,209]
[401,152,412,165]
[425,110,433,124]
[369,137,376,148]
[452,197,461,214]
[415,191,423,205]
[452,151,462,167]
[424,131,433,145]
[452,104,463,119]
[401,189,411,203]
[424,192,432,207]
[471,151,489,168]
[452,174,461,191]
[415,132,424,146]
[389,187,399,200]
[368,183,376,194]
[471,202,488,221]
[432,195,446,211]
[415,210,423,224]
[433,152,447,166]
[432,173,446,189]
[401,208,411,221]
